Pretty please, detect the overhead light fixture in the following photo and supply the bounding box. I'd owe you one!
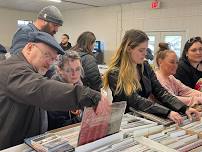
[48,0,62,3]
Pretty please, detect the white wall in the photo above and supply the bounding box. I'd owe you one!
[2,0,202,63]
[0,8,37,49]
[56,5,122,53]
[56,0,202,64]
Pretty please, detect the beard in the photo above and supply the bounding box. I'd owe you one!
[61,41,67,45]
[41,23,56,36]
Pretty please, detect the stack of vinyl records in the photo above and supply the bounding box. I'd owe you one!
[90,137,160,152]
[24,133,75,152]
[56,125,81,147]
[121,113,164,137]
[180,119,202,134]
[129,107,174,126]
[147,126,202,152]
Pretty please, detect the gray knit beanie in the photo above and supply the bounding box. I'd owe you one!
[38,5,63,26]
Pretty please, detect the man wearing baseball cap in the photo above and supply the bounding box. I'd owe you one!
[0,31,109,150]
[10,5,63,54]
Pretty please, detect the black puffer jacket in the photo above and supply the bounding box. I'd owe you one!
[108,62,187,117]
[79,51,102,91]
[175,58,202,89]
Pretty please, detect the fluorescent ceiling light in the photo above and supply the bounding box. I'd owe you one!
[49,0,62,3]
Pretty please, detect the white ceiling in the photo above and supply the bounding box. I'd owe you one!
[0,0,147,12]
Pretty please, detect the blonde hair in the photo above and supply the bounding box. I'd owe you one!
[103,29,149,96]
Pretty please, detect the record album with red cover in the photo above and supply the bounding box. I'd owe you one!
[77,101,126,146]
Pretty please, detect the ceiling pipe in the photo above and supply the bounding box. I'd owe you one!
[61,0,100,7]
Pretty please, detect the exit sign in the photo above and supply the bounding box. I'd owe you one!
[151,0,160,9]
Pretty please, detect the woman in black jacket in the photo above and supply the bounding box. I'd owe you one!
[103,29,200,124]
[71,31,102,91]
[175,36,202,89]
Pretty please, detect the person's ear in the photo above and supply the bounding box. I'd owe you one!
[158,59,163,66]
[43,20,48,26]
[57,66,63,75]
[25,43,33,55]
[186,53,188,58]
[127,46,132,53]
[57,66,60,72]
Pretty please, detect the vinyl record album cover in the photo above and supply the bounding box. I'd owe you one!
[77,101,126,146]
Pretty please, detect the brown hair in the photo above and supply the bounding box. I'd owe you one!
[155,42,175,67]
[71,31,96,55]
[181,36,202,60]
[62,34,69,39]
[57,50,84,77]
[58,51,80,69]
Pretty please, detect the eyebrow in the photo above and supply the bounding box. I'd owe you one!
[139,48,147,50]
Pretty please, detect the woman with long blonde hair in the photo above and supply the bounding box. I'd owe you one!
[103,29,200,124]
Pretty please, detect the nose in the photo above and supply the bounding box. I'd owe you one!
[143,50,147,56]
[71,70,76,76]
[197,49,202,54]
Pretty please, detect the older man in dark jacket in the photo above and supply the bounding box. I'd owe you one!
[0,31,106,150]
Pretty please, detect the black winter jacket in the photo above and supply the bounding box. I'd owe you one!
[108,62,187,117]
[175,58,202,89]
[79,51,102,91]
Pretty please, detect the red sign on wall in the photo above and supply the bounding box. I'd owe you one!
[151,0,160,9]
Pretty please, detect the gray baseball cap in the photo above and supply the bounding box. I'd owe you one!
[38,5,63,26]
[28,31,65,55]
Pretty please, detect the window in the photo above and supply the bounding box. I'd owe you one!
[148,36,155,56]
[17,20,32,28]
[146,31,186,58]
[164,36,182,58]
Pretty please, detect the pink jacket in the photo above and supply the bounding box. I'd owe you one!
[155,72,202,106]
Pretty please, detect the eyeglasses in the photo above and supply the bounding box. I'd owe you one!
[187,37,202,44]
[33,44,56,63]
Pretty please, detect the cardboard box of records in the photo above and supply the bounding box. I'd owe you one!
[121,113,164,137]
[76,132,178,152]
[144,124,202,152]
[178,117,202,138]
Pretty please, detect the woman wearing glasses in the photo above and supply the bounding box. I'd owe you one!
[175,37,202,89]
[103,29,200,125]
[48,51,83,130]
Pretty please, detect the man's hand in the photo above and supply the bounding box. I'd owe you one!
[95,95,111,114]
